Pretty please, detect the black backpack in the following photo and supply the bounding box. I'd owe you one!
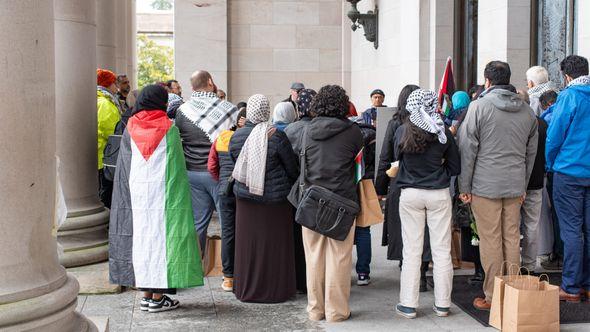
[102,109,132,182]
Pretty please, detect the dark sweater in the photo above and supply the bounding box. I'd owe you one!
[527,118,547,190]
[394,124,461,190]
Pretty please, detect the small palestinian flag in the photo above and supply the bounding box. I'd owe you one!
[355,147,365,183]
[109,110,203,289]
[438,57,455,110]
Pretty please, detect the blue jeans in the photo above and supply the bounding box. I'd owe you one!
[354,226,372,275]
[553,172,590,294]
[218,195,236,278]
[187,171,220,251]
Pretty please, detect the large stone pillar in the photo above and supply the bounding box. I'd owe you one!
[0,1,96,331]
[55,0,110,268]
[477,0,530,86]
[96,0,117,70]
[115,0,129,76]
[175,0,228,91]
[127,0,137,89]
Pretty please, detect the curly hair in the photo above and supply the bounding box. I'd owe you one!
[310,85,350,118]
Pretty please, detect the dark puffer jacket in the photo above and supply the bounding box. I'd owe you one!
[229,122,299,203]
[304,117,363,202]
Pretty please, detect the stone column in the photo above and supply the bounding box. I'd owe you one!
[578,0,590,59]
[175,0,228,91]
[96,0,117,70]
[127,0,138,89]
[55,0,110,268]
[0,1,96,331]
[115,0,129,76]
[477,0,530,86]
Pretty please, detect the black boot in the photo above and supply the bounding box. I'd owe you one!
[419,261,429,292]
[468,261,485,285]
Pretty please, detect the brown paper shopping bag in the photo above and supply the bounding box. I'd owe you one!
[489,264,539,329]
[356,179,384,227]
[202,235,223,277]
[501,277,559,332]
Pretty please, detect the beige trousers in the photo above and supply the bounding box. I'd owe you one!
[302,225,355,322]
[471,195,521,302]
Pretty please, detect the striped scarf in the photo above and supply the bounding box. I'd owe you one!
[232,94,272,196]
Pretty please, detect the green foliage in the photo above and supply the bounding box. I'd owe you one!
[151,0,173,10]
[137,34,174,89]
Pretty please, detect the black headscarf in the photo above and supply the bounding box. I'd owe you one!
[133,84,168,114]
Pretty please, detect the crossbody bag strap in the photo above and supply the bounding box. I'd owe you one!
[298,127,309,200]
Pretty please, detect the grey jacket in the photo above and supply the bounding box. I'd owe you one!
[458,88,538,199]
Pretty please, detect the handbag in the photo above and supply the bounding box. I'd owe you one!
[292,128,360,241]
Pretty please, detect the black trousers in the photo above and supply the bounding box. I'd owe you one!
[219,195,236,278]
[98,169,113,209]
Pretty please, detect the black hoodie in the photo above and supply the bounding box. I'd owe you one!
[304,117,363,202]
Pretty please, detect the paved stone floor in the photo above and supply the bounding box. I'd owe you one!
[77,225,589,331]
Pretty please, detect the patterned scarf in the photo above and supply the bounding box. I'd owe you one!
[406,89,447,144]
[232,94,272,196]
[528,81,557,98]
[297,89,317,118]
[97,86,123,114]
[568,75,590,87]
[179,91,238,142]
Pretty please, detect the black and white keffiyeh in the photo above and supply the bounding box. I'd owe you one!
[178,91,238,142]
[568,75,590,87]
[528,81,557,98]
[232,94,272,196]
[406,89,447,144]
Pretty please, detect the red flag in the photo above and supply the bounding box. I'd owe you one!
[438,57,455,108]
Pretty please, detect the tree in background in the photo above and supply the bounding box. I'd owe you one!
[151,0,172,10]
[137,34,173,88]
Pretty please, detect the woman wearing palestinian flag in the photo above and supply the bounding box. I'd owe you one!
[109,84,203,313]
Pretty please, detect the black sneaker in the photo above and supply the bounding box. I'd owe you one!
[140,297,152,311]
[357,274,370,286]
[148,295,180,313]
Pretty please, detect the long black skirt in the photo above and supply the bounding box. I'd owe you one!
[381,181,432,262]
[234,199,296,303]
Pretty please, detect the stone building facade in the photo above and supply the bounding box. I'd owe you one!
[176,0,590,111]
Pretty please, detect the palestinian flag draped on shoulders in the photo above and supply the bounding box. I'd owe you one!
[109,109,203,289]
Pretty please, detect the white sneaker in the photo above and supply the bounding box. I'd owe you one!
[140,297,151,311]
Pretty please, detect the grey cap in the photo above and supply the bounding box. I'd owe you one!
[290,82,305,91]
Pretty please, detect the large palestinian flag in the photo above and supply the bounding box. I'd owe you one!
[109,110,203,289]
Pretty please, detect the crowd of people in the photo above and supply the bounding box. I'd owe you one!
[96,54,590,320]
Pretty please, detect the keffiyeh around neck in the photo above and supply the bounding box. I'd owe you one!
[232,94,272,196]
[181,91,238,142]
[406,89,447,144]
[568,75,590,87]
[528,81,556,98]
[97,85,123,114]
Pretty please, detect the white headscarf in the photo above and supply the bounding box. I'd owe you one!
[232,94,272,196]
[406,89,447,144]
[272,102,297,124]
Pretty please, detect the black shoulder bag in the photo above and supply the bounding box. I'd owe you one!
[293,128,360,241]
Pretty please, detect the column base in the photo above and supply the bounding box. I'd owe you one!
[0,274,98,332]
[58,207,110,268]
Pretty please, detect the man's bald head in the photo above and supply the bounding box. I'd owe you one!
[190,70,215,92]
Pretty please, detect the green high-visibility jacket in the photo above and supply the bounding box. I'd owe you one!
[97,90,121,169]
